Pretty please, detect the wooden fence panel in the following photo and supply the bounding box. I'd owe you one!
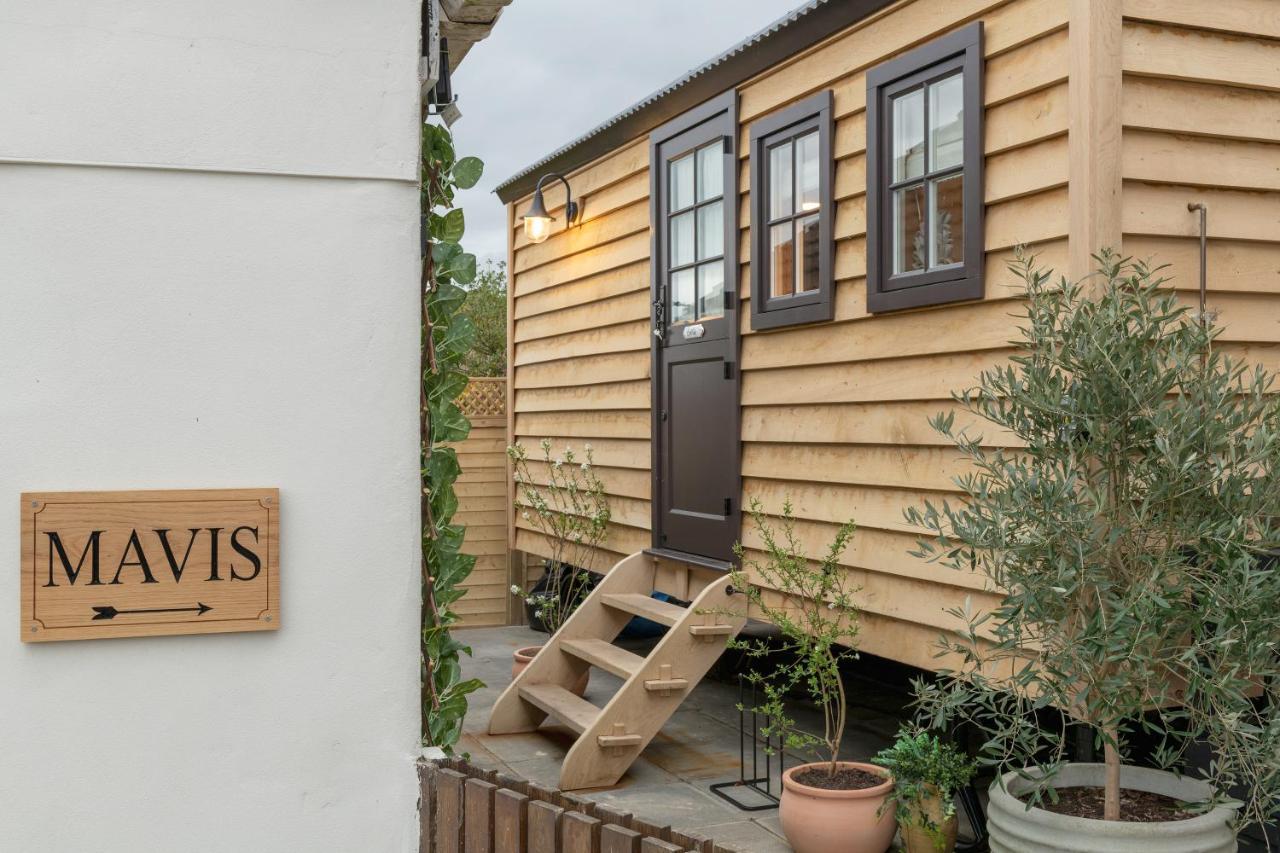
[419,758,740,853]
[450,377,516,627]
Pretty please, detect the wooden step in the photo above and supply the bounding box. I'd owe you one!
[561,638,645,680]
[600,593,686,627]
[517,683,599,735]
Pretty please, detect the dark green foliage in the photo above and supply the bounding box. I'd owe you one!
[421,121,484,750]
[459,261,507,377]
[910,250,1280,831]
[875,729,976,847]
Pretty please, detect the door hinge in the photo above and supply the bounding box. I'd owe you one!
[724,291,735,310]
[723,497,732,516]
[723,361,734,380]
[660,410,668,422]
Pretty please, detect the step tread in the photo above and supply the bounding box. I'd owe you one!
[600,593,686,627]
[518,682,600,734]
[561,638,645,679]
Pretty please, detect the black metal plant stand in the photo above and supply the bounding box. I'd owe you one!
[709,675,783,811]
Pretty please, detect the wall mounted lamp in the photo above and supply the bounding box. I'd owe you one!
[521,173,581,244]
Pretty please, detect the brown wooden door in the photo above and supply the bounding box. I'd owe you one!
[649,92,740,565]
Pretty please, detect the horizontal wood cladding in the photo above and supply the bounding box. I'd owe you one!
[1122,21,1280,93]
[504,0,1126,666]
[1118,15,1280,349]
[1122,0,1280,40]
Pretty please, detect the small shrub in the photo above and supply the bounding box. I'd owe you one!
[508,439,610,634]
[727,499,859,776]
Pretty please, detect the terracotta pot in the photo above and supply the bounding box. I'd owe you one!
[779,761,897,853]
[512,645,589,697]
[900,785,959,853]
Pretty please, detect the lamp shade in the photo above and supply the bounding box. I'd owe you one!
[521,186,554,244]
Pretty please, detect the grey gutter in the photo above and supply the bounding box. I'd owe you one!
[493,0,895,203]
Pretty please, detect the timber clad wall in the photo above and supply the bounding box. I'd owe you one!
[1118,2,1280,379]
[452,378,513,627]
[508,0,1280,672]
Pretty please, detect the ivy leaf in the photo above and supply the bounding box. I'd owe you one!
[440,208,465,243]
[452,157,484,189]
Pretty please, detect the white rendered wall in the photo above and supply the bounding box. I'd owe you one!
[0,2,423,851]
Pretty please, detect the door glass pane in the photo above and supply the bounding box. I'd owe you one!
[697,262,725,319]
[768,140,793,220]
[696,201,723,260]
[670,210,695,267]
[670,154,694,211]
[696,141,723,201]
[893,183,926,275]
[929,72,964,172]
[769,221,795,297]
[892,88,925,182]
[796,214,820,293]
[670,268,695,325]
[797,131,820,213]
[930,174,964,267]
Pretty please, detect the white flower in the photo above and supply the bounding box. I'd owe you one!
[510,584,521,595]
[827,602,837,610]
[533,610,542,619]
[580,462,591,471]
[553,458,563,469]
[521,511,530,520]
[583,443,593,452]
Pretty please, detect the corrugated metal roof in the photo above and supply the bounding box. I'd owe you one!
[494,0,891,202]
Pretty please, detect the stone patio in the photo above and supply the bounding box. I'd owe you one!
[455,624,960,852]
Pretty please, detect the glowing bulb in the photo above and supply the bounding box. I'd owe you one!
[523,215,553,244]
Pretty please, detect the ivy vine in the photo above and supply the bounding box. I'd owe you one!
[420,120,485,749]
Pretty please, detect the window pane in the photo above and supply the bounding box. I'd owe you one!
[930,174,964,267]
[696,201,723,260]
[670,268,695,325]
[769,221,795,297]
[893,183,926,275]
[892,88,925,182]
[797,131,820,213]
[670,154,694,211]
[670,211,694,267]
[796,215,820,293]
[768,140,793,220]
[929,72,965,172]
[696,142,723,202]
[697,263,725,319]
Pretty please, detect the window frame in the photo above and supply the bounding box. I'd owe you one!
[749,89,835,331]
[866,22,984,313]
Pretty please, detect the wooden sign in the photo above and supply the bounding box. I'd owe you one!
[20,489,279,642]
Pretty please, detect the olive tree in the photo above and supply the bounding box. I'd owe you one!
[910,251,1280,831]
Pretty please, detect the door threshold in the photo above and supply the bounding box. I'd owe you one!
[643,547,735,573]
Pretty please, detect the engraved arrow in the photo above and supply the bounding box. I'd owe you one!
[91,603,213,620]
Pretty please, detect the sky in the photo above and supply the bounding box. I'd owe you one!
[448,0,806,267]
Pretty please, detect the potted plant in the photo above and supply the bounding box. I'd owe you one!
[507,438,610,694]
[874,729,976,853]
[908,251,1280,851]
[728,499,896,853]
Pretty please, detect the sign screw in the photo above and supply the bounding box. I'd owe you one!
[264,614,273,622]
[30,626,37,633]
[263,497,272,505]
[30,501,38,508]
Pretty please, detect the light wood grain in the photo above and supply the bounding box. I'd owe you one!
[21,488,280,643]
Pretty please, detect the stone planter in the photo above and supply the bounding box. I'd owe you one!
[511,645,589,696]
[778,761,897,853]
[988,763,1238,853]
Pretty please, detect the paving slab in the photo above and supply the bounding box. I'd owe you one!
[455,625,924,852]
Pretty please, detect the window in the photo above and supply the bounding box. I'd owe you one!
[749,90,833,330]
[666,138,728,326]
[867,22,984,313]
